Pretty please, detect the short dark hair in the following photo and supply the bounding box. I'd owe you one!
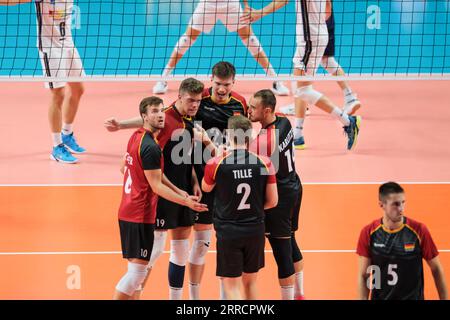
[179,77,204,95]
[227,115,252,146]
[254,89,277,112]
[139,96,163,117]
[379,182,404,201]
[212,61,236,79]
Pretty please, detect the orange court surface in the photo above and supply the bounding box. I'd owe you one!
[1,80,449,299]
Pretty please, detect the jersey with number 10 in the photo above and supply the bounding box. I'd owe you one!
[118,128,162,224]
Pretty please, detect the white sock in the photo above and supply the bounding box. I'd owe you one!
[162,66,173,77]
[52,133,62,147]
[294,271,304,297]
[281,285,294,300]
[331,107,350,126]
[61,123,73,135]
[266,65,277,77]
[294,118,304,139]
[219,279,226,300]
[189,282,200,300]
[169,286,183,300]
[343,87,353,97]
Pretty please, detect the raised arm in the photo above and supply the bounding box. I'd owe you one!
[0,0,32,5]
[241,0,289,24]
[104,116,143,132]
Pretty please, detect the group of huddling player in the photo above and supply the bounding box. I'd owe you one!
[106,61,448,301]
[106,61,307,300]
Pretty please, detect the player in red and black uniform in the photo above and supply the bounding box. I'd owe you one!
[247,89,305,300]
[105,63,247,299]
[202,115,278,300]
[189,61,247,299]
[357,182,448,300]
[108,79,207,300]
[113,97,207,300]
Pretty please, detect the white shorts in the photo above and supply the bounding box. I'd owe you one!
[39,46,85,89]
[293,0,329,75]
[189,0,248,33]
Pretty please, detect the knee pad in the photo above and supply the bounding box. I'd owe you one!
[115,262,148,297]
[321,56,341,75]
[189,229,212,265]
[169,239,190,266]
[174,35,196,56]
[294,85,322,105]
[148,230,167,268]
[291,233,303,263]
[241,35,265,57]
[268,237,295,279]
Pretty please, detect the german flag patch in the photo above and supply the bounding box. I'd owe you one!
[404,243,415,252]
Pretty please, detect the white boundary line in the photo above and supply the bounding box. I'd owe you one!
[1,182,450,187]
[1,74,450,82]
[1,250,450,256]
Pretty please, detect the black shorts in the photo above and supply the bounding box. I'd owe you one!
[216,234,265,278]
[156,197,195,230]
[265,184,303,237]
[119,220,155,261]
[324,16,335,57]
[194,191,214,225]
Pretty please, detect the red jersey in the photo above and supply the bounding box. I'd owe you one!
[118,128,162,224]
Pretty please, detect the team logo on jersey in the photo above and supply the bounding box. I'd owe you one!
[404,243,415,252]
[49,9,65,20]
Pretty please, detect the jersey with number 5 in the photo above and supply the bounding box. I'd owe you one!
[203,149,276,240]
[118,128,162,224]
[35,0,75,50]
[356,217,439,300]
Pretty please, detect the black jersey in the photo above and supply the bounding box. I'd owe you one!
[357,217,439,300]
[251,115,301,192]
[157,104,194,192]
[203,149,276,240]
[196,87,247,134]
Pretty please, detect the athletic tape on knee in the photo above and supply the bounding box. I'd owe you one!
[269,237,295,279]
[148,230,167,268]
[294,85,323,105]
[189,230,212,265]
[321,56,341,75]
[174,35,196,56]
[115,262,148,297]
[169,239,190,266]
[241,35,265,57]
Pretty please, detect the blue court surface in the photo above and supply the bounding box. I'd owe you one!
[0,0,449,77]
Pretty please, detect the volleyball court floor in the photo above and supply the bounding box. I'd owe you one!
[0,80,449,299]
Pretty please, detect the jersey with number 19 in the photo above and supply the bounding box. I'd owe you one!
[118,128,162,224]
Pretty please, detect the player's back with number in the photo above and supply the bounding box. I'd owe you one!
[118,128,161,224]
[204,149,276,239]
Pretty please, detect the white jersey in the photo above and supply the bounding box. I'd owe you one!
[35,0,74,51]
[294,0,329,74]
[296,0,327,35]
